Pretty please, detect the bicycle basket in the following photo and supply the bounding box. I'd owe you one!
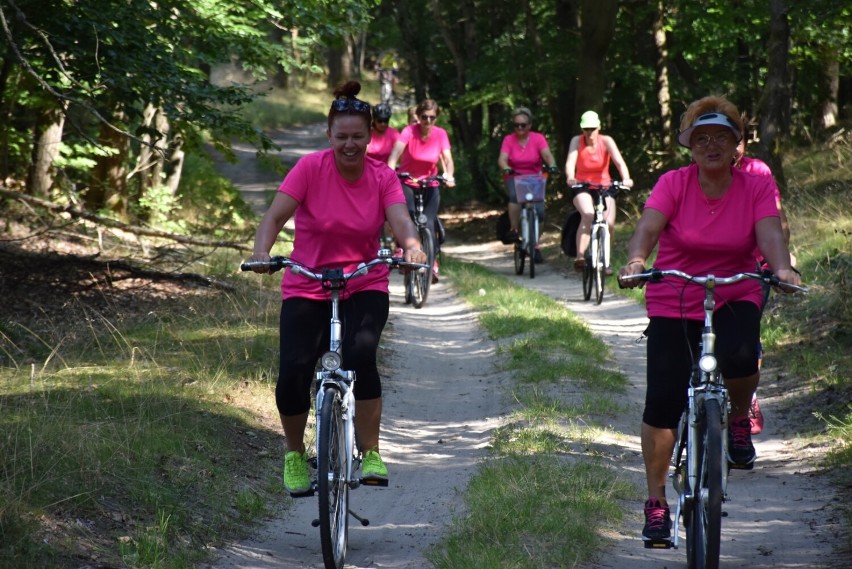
[513,174,546,203]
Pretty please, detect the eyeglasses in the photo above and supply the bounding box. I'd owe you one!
[513,122,529,129]
[420,114,437,122]
[692,132,733,148]
[331,98,371,114]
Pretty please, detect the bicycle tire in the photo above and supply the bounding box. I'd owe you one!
[594,226,606,304]
[514,242,525,275]
[582,249,592,301]
[317,387,349,569]
[689,398,723,569]
[412,226,435,309]
[527,207,537,279]
[403,270,414,305]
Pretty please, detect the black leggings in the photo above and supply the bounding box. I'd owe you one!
[276,291,389,416]
[643,301,761,429]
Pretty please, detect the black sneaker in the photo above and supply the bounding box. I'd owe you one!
[728,415,756,467]
[642,497,672,542]
[534,249,544,263]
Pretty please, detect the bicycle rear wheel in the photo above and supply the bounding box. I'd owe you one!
[687,398,723,569]
[593,226,606,304]
[527,207,537,279]
[411,226,434,309]
[317,387,349,569]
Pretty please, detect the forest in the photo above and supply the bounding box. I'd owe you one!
[1,0,850,224]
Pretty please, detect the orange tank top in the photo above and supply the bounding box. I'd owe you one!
[576,136,612,185]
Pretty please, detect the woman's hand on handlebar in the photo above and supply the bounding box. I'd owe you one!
[617,261,647,289]
[403,247,428,265]
[246,252,273,273]
[621,178,634,189]
[773,267,802,292]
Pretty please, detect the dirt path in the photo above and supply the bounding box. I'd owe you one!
[203,280,510,569]
[444,239,845,569]
[210,127,845,568]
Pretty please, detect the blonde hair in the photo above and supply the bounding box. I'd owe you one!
[679,95,743,134]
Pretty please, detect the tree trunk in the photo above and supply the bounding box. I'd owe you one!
[815,48,839,132]
[575,0,619,122]
[26,104,65,198]
[89,110,130,217]
[756,0,790,195]
[653,1,673,157]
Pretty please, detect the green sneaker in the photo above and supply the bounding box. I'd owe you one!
[283,450,311,495]
[361,449,388,483]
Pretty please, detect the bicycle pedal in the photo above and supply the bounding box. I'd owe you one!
[360,477,389,487]
[728,461,755,471]
[643,538,674,549]
[288,488,316,498]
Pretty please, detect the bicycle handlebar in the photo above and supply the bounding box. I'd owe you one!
[570,181,627,197]
[241,255,430,279]
[396,172,447,188]
[619,268,808,293]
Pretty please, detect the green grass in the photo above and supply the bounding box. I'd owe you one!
[426,257,637,566]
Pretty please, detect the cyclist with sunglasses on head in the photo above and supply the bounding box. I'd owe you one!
[497,106,560,263]
[617,95,800,544]
[387,98,456,283]
[366,103,399,163]
[245,81,427,495]
[565,110,633,274]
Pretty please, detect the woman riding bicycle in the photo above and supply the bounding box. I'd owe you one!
[564,110,633,273]
[617,96,800,544]
[366,103,399,163]
[245,81,426,495]
[386,98,456,283]
[497,106,559,263]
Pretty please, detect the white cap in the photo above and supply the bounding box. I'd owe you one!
[677,112,742,148]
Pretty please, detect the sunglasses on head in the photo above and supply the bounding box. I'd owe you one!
[513,122,529,129]
[331,97,371,114]
[420,114,437,122]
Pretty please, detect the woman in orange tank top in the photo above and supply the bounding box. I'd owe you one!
[565,110,633,272]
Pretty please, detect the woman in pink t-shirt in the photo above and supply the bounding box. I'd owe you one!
[245,81,426,494]
[497,107,559,261]
[565,110,634,272]
[387,98,456,282]
[617,96,800,544]
[366,103,399,164]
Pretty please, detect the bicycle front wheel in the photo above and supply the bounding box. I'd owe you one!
[317,387,349,569]
[581,247,592,301]
[412,226,435,309]
[687,398,723,569]
[527,207,537,279]
[593,226,606,304]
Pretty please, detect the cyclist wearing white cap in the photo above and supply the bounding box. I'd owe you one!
[565,110,633,272]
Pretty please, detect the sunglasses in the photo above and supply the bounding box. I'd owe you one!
[513,122,530,129]
[331,98,371,114]
[420,114,437,122]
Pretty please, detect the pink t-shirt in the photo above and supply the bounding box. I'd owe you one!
[500,131,551,176]
[278,149,406,300]
[397,124,451,183]
[367,126,400,163]
[644,163,779,319]
[576,136,612,185]
[738,155,782,205]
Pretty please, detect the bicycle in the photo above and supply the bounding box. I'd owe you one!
[397,172,446,308]
[511,174,547,279]
[241,250,428,569]
[571,182,624,304]
[620,269,807,569]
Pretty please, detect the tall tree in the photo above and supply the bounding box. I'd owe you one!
[757,0,791,193]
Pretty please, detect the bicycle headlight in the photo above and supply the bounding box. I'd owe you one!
[321,351,342,371]
[698,354,717,373]
[525,192,534,201]
[417,213,429,225]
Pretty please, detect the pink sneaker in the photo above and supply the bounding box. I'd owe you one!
[431,261,439,284]
[749,394,764,435]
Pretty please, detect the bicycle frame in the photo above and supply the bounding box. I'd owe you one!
[397,173,445,308]
[573,182,621,303]
[513,174,546,279]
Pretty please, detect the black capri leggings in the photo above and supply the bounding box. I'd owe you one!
[276,291,389,416]
[643,301,761,429]
[403,184,441,251]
